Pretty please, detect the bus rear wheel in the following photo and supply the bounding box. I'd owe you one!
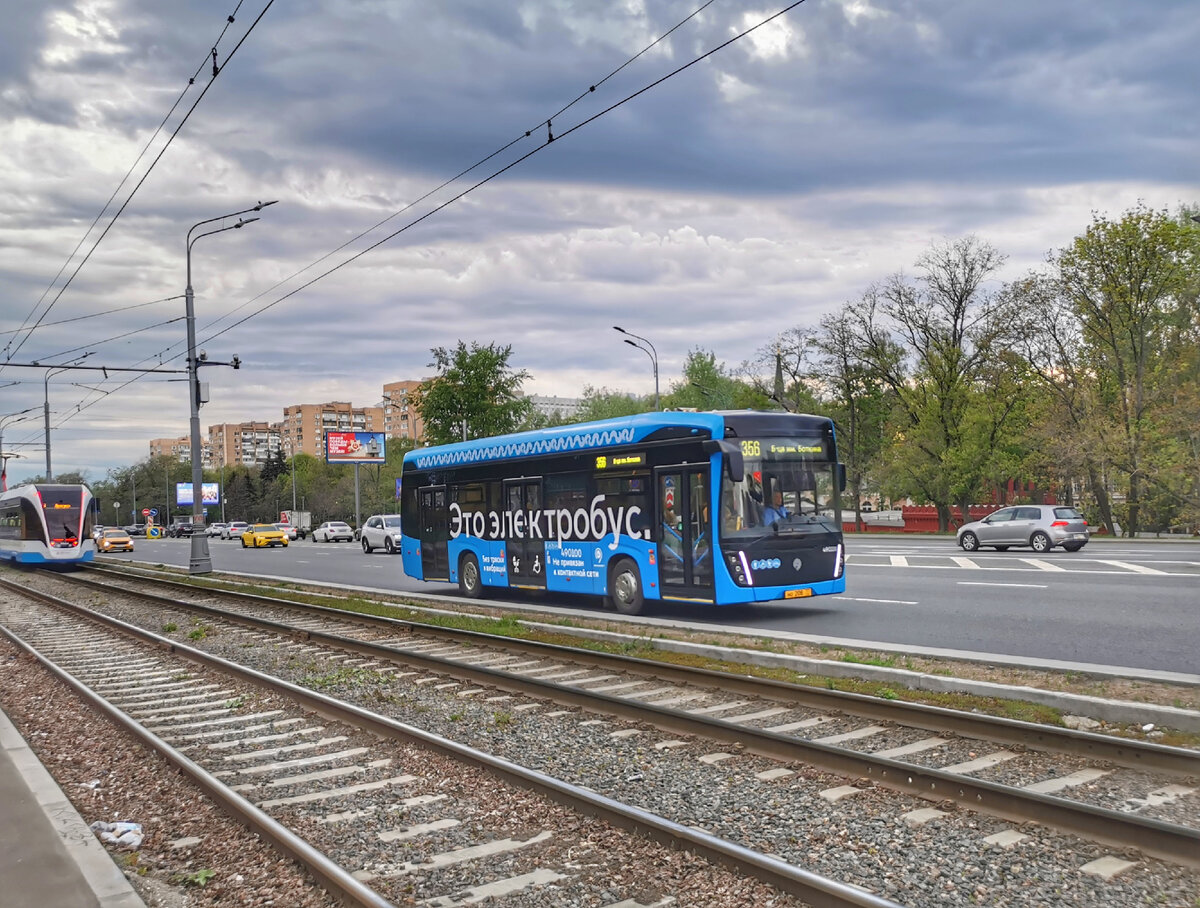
[608,558,644,616]
[459,553,484,599]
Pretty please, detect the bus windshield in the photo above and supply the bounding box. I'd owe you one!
[719,437,840,535]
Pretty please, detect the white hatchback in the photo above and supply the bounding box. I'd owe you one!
[222,521,249,539]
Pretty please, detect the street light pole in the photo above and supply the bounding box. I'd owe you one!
[42,352,92,481]
[184,201,275,574]
[613,326,659,410]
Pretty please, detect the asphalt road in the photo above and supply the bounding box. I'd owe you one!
[109,534,1200,677]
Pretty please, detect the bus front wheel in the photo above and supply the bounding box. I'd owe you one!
[608,558,644,615]
[459,553,484,599]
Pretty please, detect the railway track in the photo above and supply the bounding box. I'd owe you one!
[4,565,1199,906]
[0,575,893,908]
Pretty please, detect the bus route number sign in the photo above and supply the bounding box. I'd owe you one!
[595,452,645,470]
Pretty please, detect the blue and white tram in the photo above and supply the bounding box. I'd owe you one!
[0,483,95,565]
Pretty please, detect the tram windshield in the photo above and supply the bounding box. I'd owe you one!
[37,485,85,544]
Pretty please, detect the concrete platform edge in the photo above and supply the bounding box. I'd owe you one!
[0,706,147,908]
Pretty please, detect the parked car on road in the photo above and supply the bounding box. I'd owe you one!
[222,521,249,539]
[207,522,227,537]
[96,528,134,553]
[956,505,1089,553]
[241,524,289,548]
[360,514,403,553]
[312,521,354,543]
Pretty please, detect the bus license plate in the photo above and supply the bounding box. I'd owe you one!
[785,588,813,599]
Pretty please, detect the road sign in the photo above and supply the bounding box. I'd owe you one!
[149,508,158,517]
[142,508,150,516]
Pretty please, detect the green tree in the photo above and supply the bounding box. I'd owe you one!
[849,238,1025,530]
[413,341,533,445]
[664,349,770,411]
[814,307,891,524]
[1052,204,1198,535]
[575,386,653,422]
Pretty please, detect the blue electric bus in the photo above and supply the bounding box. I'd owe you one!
[399,410,845,614]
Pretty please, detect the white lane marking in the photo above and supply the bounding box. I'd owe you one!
[1021,558,1066,572]
[833,596,920,605]
[1097,559,1168,575]
[889,555,909,567]
[957,581,1048,589]
[951,556,981,569]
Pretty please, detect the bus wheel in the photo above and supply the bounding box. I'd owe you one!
[459,553,484,599]
[608,558,644,615]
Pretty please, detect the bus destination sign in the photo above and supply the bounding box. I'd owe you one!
[595,452,645,470]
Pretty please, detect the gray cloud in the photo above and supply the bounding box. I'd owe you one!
[1,0,1197,483]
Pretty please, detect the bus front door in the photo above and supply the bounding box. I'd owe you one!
[418,486,449,580]
[655,467,714,598]
[503,479,546,589]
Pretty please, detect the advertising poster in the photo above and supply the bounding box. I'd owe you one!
[176,482,221,506]
[326,431,386,464]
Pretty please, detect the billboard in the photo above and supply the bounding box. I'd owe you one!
[326,431,385,464]
[176,482,221,506]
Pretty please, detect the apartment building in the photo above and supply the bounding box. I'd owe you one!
[280,402,385,458]
[208,421,282,468]
[381,380,427,443]
[148,435,212,468]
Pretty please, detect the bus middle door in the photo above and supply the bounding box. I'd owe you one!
[655,466,714,597]
[503,479,545,589]
[418,486,449,580]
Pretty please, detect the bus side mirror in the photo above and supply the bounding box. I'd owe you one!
[703,440,744,482]
[726,450,744,483]
[837,463,847,492]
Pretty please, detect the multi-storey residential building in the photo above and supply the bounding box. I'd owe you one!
[280,402,385,458]
[381,380,427,443]
[208,421,282,468]
[149,435,212,467]
[526,394,584,422]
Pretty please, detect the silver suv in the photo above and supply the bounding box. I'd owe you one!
[360,514,403,553]
[956,505,1089,553]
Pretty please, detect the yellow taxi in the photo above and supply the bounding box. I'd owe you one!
[241,523,289,548]
[96,528,135,553]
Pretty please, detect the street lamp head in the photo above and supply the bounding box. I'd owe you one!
[623,339,639,349]
[613,326,626,334]
[234,216,260,229]
[254,200,279,211]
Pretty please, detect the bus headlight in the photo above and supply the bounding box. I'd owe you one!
[834,543,844,579]
[725,551,751,586]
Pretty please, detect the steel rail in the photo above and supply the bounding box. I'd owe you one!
[59,570,1200,869]
[2,576,904,908]
[83,565,1200,777]
[0,609,399,908]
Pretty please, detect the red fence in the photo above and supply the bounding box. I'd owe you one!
[842,505,1001,535]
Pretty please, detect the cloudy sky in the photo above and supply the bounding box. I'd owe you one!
[1,0,1196,484]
